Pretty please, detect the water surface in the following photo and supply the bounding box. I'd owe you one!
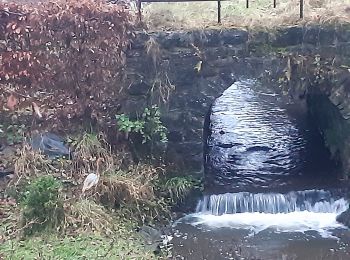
[171,80,350,259]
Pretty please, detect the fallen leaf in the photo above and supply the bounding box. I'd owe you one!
[6,94,18,111]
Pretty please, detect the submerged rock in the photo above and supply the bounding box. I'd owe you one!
[336,208,350,227]
[139,225,162,253]
[138,225,173,253]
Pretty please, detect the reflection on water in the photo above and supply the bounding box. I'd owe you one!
[171,224,350,260]
[205,79,336,192]
[171,80,350,259]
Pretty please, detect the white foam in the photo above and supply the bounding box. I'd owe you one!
[180,210,347,238]
[197,192,348,215]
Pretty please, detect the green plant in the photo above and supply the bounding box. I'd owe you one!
[0,233,155,259]
[0,123,26,145]
[116,105,168,144]
[312,54,326,84]
[142,105,168,143]
[21,175,64,234]
[115,114,144,135]
[162,176,200,203]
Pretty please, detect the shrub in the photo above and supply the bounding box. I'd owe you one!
[21,175,64,234]
[0,0,134,128]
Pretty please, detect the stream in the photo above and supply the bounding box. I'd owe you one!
[170,79,350,259]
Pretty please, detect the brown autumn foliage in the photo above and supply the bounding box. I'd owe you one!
[0,0,134,130]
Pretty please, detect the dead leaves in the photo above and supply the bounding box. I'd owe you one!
[6,94,18,111]
[0,0,133,127]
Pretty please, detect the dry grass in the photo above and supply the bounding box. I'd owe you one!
[97,165,157,206]
[14,143,49,179]
[144,36,176,104]
[95,164,171,224]
[64,199,117,235]
[73,133,116,175]
[5,132,170,235]
[9,143,53,198]
[142,0,350,30]
[145,36,161,68]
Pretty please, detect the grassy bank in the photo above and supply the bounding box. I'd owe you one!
[142,0,350,30]
[0,132,197,259]
[1,233,154,259]
[0,1,202,258]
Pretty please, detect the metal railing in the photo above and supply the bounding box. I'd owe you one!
[137,0,305,23]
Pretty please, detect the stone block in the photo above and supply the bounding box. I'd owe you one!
[336,27,350,43]
[220,29,249,45]
[272,26,303,47]
[127,81,150,96]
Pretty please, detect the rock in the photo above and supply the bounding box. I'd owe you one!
[303,27,321,45]
[130,32,150,49]
[168,131,183,142]
[220,29,249,45]
[139,225,163,253]
[272,26,303,47]
[127,81,151,96]
[0,169,14,178]
[195,29,221,47]
[336,208,350,227]
[139,225,162,242]
[31,133,71,159]
[336,26,350,43]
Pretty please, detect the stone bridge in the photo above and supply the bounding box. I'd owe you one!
[122,25,350,177]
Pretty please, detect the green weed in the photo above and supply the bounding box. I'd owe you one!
[20,175,64,235]
[116,105,168,144]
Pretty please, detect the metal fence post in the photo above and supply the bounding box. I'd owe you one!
[246,0,249,8]
[137,0,142,22]
[300,0,304,19]
[218,0,221,23]
[273,0,276,8]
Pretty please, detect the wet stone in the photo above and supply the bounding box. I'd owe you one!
[272,26,303,47]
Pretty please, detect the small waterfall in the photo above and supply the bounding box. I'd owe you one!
[196,190,349,215]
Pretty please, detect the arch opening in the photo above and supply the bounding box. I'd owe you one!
[202,79,339,193]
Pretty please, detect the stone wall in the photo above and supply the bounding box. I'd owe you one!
[122,25,350,177]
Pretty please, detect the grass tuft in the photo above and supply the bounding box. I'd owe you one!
[64,199,117,235]
[143,0,350,30]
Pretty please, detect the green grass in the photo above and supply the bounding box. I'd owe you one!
[0,233,155,260]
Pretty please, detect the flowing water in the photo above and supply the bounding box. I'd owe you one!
[171,80,350,259]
